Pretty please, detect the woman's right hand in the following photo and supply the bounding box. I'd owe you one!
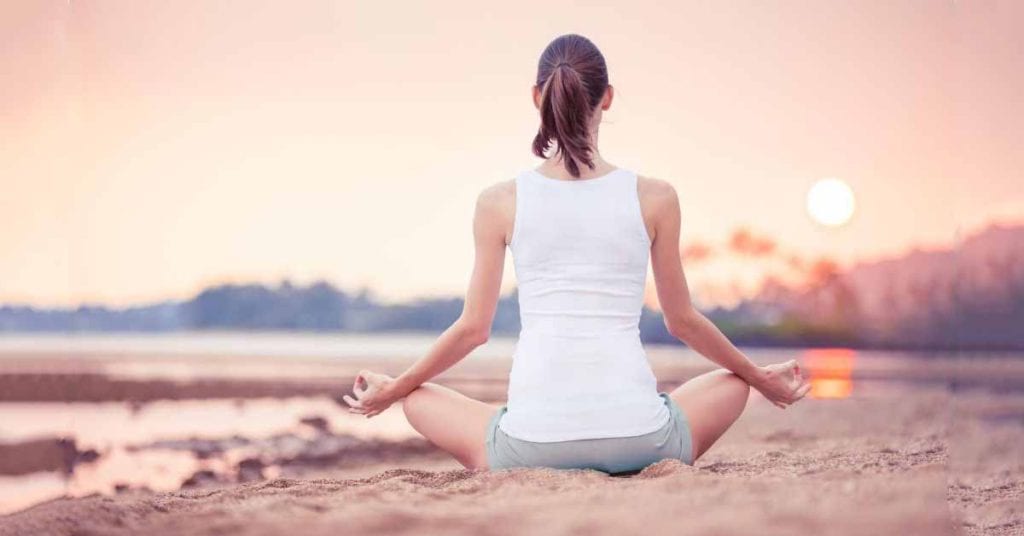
[748,360,811,409]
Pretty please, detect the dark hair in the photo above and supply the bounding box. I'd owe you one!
[531,34,609,178]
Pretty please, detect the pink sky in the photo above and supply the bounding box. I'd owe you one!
[1,1,1021,307]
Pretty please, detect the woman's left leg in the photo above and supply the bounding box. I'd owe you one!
[669,369,751,462]
[401,383,499,470]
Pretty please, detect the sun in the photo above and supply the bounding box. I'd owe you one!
[806,178,856,227]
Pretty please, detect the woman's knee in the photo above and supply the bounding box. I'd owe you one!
[723,370,751,394]
[398,383,491,470]
[692,369,751,415]
[401,383,429,413]
[705,369,751,392]
[400,383,443,419]
[718,370,752,410]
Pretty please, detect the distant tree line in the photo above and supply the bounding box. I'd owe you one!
[0,279,691,344]
[1,224,1021,351]
[0,280,525,335]
[0,275,1020,350]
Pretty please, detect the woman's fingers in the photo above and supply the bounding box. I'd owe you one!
[351,374,365,395]
[344,369,397,418]
[353,370,385,401]
[342,394,363,409]
[760,360,810,408]
[776,379,811,405]
[355,406,380,418]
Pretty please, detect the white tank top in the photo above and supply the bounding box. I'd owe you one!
[499,166,671,442]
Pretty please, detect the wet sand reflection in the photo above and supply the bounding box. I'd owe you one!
[803,348,855,399]
[0,397,421,514]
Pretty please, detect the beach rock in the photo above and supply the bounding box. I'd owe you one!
[0,437,82,476]
[181,470,221,488]
[299,415,330,433]
[237,458,265,482]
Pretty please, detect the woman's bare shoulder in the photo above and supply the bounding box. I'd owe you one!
[471,180,520,244]
[636,175,680,216]
[478,178,516,204]
[473,179,517,241]
[475,178,516,217]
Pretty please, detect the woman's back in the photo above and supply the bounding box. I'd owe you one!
[500,166,671,442]
[346,33,809,473]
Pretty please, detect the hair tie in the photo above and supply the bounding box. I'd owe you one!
[556,61,572,69]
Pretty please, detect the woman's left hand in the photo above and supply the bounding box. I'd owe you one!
[342,370,400,418]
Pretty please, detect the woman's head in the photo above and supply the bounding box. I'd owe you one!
[531,34,613,178]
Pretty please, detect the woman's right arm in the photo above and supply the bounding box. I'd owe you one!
[642,177,810,408]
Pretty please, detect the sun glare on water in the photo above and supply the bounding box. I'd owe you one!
[806,178,856,227]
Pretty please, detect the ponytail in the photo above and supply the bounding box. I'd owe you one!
[531,35,609,178]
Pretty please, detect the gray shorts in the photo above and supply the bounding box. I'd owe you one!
[485,392,694,474]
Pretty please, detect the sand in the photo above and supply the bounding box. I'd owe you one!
[3,383,1021,535]
[0,350,1021,535]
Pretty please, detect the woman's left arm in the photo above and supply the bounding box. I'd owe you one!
[343,182,512,417]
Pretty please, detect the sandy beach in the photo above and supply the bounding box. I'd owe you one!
[4,0,1022,533]
[0,347,1021,535]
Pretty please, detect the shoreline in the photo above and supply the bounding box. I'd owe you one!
[1,348,1023,403]
[0,350,1021,534]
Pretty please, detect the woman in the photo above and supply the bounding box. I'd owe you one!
[343,33,811,473]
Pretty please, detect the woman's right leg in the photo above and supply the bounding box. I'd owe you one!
[401,382,498,470]
[669,369,751,462]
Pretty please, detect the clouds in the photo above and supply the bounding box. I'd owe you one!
[728,228,777,258]
[680,241,713,263]
[672,225,842,308]
[679,227,780,265]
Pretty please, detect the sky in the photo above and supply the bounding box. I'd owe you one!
[1,0,1022,308]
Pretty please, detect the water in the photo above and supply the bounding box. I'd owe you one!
[0,396,417,514]
[0,331,519,360]
[0,332,1019,515]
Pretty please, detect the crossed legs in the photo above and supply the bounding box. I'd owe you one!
[401,369,751,470]
[667,368,751,461]
[401,383,496,470]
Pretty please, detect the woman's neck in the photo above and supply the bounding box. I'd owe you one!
[538,151,614,181]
